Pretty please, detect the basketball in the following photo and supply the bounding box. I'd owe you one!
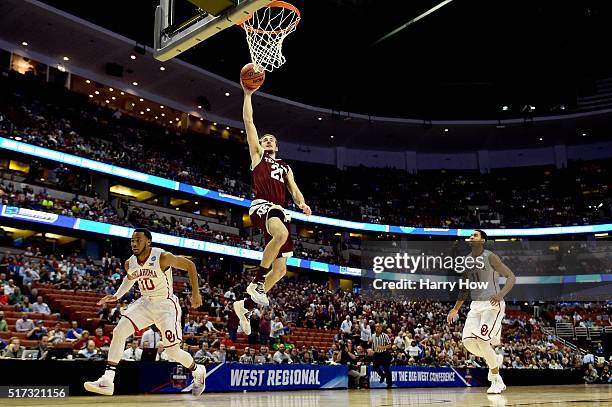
[240,63,265,91]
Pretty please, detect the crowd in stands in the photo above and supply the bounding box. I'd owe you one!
[2,248,609,387]
[1,72,611,229]
[0,177,339,264]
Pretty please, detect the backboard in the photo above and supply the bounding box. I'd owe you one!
[154,0,274,61]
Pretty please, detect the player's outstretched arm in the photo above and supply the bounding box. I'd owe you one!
[242,81,263,167]
[161,252,202,308]
[286,167,312,215]
[98,260,135,305]
[489,253,516,306]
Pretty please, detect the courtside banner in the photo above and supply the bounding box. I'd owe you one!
[140,363,348,393]
[369,366,487,388]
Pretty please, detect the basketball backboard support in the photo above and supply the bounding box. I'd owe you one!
[154,0,274,61]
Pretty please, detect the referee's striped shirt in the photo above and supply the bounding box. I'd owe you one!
[372,332,391,353]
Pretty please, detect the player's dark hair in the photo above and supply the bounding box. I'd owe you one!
[474,229,487,241]
[133,228,152,240]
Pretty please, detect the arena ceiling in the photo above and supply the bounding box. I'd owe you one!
[37,0,612,119]
[2,0,612,151]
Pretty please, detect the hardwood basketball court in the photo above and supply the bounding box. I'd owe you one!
[1,385,610,406]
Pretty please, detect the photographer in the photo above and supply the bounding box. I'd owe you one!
[336,340,366,388]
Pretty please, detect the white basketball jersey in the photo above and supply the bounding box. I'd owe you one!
[465,249,500,301]
[127,247,173,299]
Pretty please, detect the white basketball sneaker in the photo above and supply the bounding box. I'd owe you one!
[487,353,504,382]
[486,374,507,394]
[246,282,269,306]
[191,364,206,396]
[233,300,252,335]
[84,373,115,396]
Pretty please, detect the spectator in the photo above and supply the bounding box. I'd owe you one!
[183,319,199,334]
[66,321,83,342]
[19,297,33,312]
[27,320,48,340]
[340,316,352,335]
[201,316,219,333]
[34,335,51,360]
[213,344,227,363]
[122,339,143,361]
[255,346,272,364]
[77,340,99,359]
[155,343,169,361]
[1,337,24,358]
[273,344,292,364]
[584,363,599,384]
[0,311,7,332]
[49,322,66,344]
[359,318,372,347]
[583,350,595,366]
[92,327,111,348]
[259,314,271,345]
[239,346,254,363]
[406,340,421,360]
[302,351,314,364]
[8,286,24,306]
[3,279,16,296]
[194,342,213,363]
[73,330,90,350]
[15,313,34,333]
[270,317,284,341]
[31,296,51,314]
[140,326,161,349]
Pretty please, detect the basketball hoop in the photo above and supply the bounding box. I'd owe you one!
[239,1,301,73]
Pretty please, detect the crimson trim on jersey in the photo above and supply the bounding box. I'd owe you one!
[485,305,502,340]
[123,314,140,332]
[163,342,180,349]
[168,295,181,342]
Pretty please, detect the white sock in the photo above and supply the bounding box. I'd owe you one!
[104,369,116,382]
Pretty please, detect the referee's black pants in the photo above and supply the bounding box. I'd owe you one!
[373,351,393,387]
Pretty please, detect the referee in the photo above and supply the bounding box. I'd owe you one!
[372,323,393,388]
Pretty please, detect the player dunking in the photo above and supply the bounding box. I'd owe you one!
[84,229,206,396]
[446,229,516,394]
[233,80,312,334]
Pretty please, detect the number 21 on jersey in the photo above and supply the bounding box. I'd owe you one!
[270,163,285,182]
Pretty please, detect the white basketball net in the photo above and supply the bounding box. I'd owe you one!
[241,2,301,73]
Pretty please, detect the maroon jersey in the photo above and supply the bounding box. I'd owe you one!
[251,151,291,206]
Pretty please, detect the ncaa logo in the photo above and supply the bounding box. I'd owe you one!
[150,256,157,261]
